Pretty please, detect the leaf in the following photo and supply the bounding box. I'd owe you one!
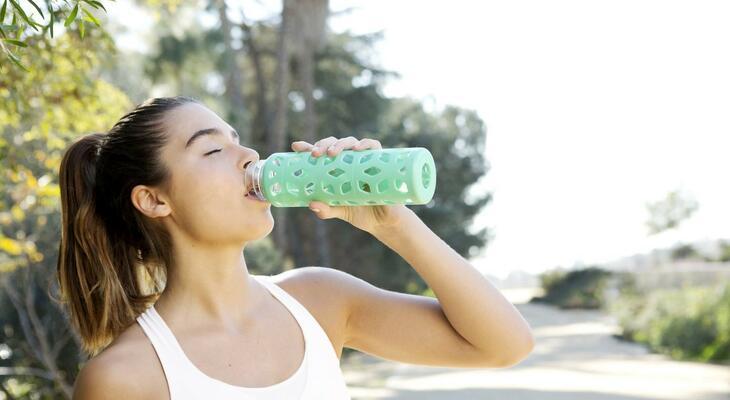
[0,24,19,31]
[64,3,78,27]
[26,0,44,19]
[13,13,25,40]
[48,3,53,38]
[2,38,26,47]
[9,0,38,31]
[83,0,106,12]
[81,8,99,27]
[7,51,28,71]
[0,0,7,22]
[79,17,84,39]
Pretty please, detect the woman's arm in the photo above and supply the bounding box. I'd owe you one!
[348,207,534,367]
[294,136,534,367]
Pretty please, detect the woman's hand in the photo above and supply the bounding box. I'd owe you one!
[291,136,410,234]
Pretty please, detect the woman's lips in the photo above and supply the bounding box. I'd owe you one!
[244,191,269,204]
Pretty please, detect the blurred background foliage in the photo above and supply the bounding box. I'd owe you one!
[529,190,730,365]
[532,262,730,364]
[1,0,490,397]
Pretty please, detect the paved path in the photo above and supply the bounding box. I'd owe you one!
[340,288,730,400]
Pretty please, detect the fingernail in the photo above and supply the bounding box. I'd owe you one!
[311,208,321,212]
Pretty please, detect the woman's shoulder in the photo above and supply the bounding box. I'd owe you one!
[264,267,353,359]
[73,322,169,400]
[264,267,347,319]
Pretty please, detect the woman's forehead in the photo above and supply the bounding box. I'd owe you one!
[165,103,226,144]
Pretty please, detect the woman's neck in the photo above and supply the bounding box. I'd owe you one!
[154,254,266,335]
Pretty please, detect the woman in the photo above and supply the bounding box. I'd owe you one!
[60,96,534,399]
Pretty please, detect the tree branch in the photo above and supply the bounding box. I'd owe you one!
[0,366,55,380]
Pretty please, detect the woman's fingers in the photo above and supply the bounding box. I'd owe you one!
[312,136,339,156]
[291,141,314,152]
[326,136,359,156]
[292,137,381,157]
[356,138,382,150]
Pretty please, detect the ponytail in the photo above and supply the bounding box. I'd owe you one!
[56,96,195,356]
[56,134,148,356]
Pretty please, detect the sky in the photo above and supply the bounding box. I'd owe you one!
[327,0,730,278]
[107,1,730,279]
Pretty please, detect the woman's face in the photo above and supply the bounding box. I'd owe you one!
[157,102,273,246]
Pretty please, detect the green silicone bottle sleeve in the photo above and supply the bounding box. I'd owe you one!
[249,147,436,208]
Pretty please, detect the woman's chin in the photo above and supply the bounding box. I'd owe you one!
[240,219,274,241]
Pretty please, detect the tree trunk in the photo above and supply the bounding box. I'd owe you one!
[215,0,248,144]
[298,48,332,268]
[270,0,293,259]
[270,0,292,156]
[240,20,270,145]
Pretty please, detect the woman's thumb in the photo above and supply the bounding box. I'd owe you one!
[309,201,333,219]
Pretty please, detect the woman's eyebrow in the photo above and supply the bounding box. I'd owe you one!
[185,128,240,149]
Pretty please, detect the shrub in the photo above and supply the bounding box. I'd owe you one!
[608,283,730,363]
[531,267,613,309]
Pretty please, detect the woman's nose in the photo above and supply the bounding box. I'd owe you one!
[240,149,259,171]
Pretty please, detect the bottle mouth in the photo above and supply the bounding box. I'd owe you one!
[244,159,266,200]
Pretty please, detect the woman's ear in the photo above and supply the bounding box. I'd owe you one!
[130,185,171,219]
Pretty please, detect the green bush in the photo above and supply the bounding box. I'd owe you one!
[608,283,730,363]
[531,267,613,309]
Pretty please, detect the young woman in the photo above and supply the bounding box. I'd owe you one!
[60,96,534,400]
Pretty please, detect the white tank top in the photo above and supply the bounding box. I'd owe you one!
[135,274,351,399]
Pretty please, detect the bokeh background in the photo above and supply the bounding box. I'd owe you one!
[1,0,728,398]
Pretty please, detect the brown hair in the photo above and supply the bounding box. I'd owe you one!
[56,96,198,357]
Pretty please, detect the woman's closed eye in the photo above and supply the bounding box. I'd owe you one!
[204,148,222,156]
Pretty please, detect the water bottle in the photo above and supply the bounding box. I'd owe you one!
[244,147,436,207]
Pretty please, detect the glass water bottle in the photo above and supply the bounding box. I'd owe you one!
[244,147,436,207]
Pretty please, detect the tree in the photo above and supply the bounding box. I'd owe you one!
[287,0,332,268]
[718,241,730,263]
[0,0,108,70]
[645,189,699,235]
[1,0,189,71]
[1,21,132,398]
[670,243,701,261]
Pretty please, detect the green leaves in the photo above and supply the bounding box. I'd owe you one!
[2,0,110,70]
[2,37,26,46]
[82,0,106,12]
[25,0,42,19]
[64,3,78,27]
[9,0,39,31]
[81,8,99,27]
[48,1,53,37]
[0,0,7,23]
[6,49,27,70]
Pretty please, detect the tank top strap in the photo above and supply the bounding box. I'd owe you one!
[136,306,189,398]
[254,274,303,311]
[254,274,352,399]
[254,274,325,341]
[254,274,343,362]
